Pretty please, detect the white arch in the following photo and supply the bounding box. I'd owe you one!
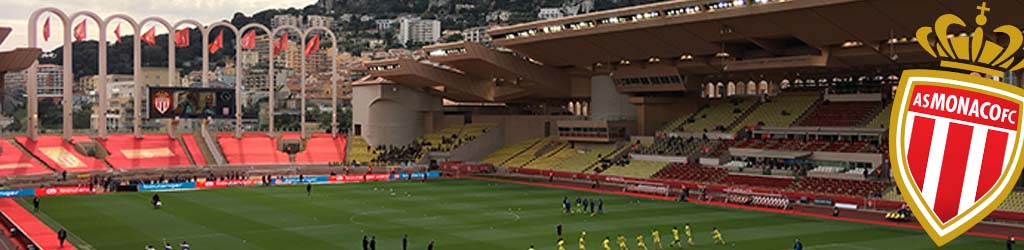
[715,82,724,98]
[746,81,756,95]
[99,14,139,139]
[27,8,70,141]
[63,11,106,140]
[301,26,340,139]
[136,17,176,138]
[269,25,303,137]
[704,81,712,97]
[238,23,276,136]
[759,80,770,94]
[726,81,736,96]
[200,21,240,137]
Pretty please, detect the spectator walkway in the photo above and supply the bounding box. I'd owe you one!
[0,198,76,250]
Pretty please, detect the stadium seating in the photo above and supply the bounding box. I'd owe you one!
[420,123,496,152]
[652,163,727,183]
[0,140,51,176]
[796,101,880,127]
[14,136,108,173]
[720,174,794,189]
[481,138,545,166]
[293,133,347,164]
[599,160,668,178]
[348,136,375,163]
[503,138,557,167]
[998,192,1024,212]
[527,146,619,172]
[216,133,290,164]
[789,177,890,197]
[181,134,208,166]
[732,93,819,132]
[865,102,892,128]
[674,98,756,132]
[633,136,708,157]
[97,134,196,169]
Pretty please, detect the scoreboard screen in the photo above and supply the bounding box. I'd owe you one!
[147,87,236,119]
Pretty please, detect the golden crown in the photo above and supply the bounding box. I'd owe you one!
[916,2,1023,76]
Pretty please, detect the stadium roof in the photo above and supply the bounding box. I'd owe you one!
[370,0,1024,101]
[0,27,41,74]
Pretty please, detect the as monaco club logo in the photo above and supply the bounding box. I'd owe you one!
[152,91,172,114]
[891,2,1024,246]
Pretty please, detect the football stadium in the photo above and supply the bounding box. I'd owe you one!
[0,0,1021,249]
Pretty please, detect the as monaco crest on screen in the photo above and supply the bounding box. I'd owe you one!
[890,2,1024,246]
[152,91,172,115]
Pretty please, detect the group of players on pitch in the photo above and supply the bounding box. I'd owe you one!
[537,223,730,250]
[563,197,603,216]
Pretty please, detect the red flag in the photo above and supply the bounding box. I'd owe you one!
[304,34,320,56]
[208,30,224,54]
[114,24,121,43]
[273,32,288,56]
[240,30,256,49]
[141,27,156,46]
[174,29,190,48]
[42,17,51,42]
[74,20,86,41]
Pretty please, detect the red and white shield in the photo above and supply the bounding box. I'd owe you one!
[153,91,172,114]
[891,69,1024,246]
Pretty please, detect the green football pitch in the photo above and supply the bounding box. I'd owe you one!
[18,178,1002,250]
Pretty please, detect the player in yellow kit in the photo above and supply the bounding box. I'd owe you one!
[617,234,628,250]
[636,234,648,250]
[684,223,694,246]
[579,232,587,250]
[670,226,680,247]
[559,237,566,250]
[712,227,726,245]
[603,236,611,250]
[651,229,662,249]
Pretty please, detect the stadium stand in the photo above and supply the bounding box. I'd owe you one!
[732,93,819,132]
[14,136,108,173]
[673,98,756,132]
[720,174,794,189]
[481,138,544,166]
[96,134,195,169]
[503,138,557,167]
[998,192,1024,212]
[789,177,890,197]
[652,163,727,183]
[633,136,708,156]
[181,134,208,166]
[293,133,347,164]
[796,101,880,127]
[348,136,375,163]
[599,160,668,178]
[0,140,51,176]
[216,133,290,164]
[865,102,892,128]
[527,145,619,172]
[420,123,495,152]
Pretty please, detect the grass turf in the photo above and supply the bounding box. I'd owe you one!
[18,178,1002,250]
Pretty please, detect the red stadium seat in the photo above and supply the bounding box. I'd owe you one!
[0,140,52,176]
[14,136,107,173]
[96,134,195,169]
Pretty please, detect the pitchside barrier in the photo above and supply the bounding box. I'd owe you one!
[135,172,442,192]
[501,167,1024,222]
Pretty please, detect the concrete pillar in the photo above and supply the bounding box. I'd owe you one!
[351,83,441,146]
[589,75,635,121]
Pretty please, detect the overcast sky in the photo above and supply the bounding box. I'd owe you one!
[0,0,315,51]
